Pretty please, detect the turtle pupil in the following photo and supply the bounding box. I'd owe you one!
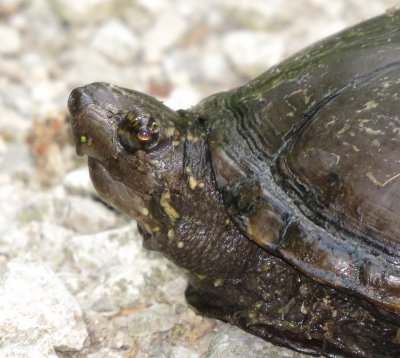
[137,127,153,142]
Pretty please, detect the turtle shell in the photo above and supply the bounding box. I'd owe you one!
[194,11,400,313]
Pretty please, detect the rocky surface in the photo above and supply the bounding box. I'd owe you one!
[0,0,397,357]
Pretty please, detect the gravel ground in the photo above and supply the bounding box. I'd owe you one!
[0,0,398,357]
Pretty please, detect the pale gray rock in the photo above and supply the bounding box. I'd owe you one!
[198,53,234,84]
[86,348,126,358]
[163,51,234,88]
[0,0,25,10]
[0,136,7,160]
[0,24,21,54]
[143,10,189,62]
[50,0,114,23]
[0,180,30,235]
[127,303,177,336]
[170,346,200,358]
[136,0,171,12]
[164,86,202,110]
[160,276,188,305]
[0,254,88,352]
[18,192,118,234]
[67,225,177,312]
[0,222,73,269]
[2,85,33,117]
[63,167,96,197]
[0,142,35,177]
[90,19,140,65]
[62,48,125,86]
[223,30,285,77]
[0,329,57,358]
[206,324,307,358]
[0,105,31,141]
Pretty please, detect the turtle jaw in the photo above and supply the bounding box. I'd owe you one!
[88,157,161,234]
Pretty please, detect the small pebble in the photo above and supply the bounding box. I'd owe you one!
[90,19,140,65]
[127,303,177,336]
[0,25,21,54]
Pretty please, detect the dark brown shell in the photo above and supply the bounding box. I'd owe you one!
[194,10,400,313]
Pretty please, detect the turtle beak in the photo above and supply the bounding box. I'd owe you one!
[68,83,119,160]
[68,87,94,118]
[68,88,94,157]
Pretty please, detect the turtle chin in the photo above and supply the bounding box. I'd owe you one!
[87,157,115,201]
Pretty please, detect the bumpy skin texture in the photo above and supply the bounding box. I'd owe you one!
[68,11,400,358]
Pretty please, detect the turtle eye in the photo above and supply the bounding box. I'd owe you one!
[118,113,159,152]
[137,127,153,142]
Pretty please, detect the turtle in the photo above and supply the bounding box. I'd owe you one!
[68,10,400,357]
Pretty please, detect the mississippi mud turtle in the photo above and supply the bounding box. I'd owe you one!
[68,11,400,357]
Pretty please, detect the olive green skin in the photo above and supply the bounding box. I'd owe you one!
[68,11,400,357]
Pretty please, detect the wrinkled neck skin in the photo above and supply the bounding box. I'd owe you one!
[141,114,260,281]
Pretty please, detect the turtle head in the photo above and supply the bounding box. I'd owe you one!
[68,82,250,278]
[68,82,186,236]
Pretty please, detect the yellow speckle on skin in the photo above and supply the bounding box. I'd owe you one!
[152,226,160,233]
[248,311,256,320]
[214,278,224,287]
[184,166,192,174]
[172,140,180,146]
[141,208,149,216]
[197,274,207,280]
[188,176,198,190]
[142,223,152,233]
[254,302,262,310]
[300,303,308,314]
[177,241,184,249]
[166,127,175,136]
[364,127,383,135]
[80,135,93,145]
[261,265,270,272]
[357,100,378,112]
[198,182,205,188]
[149,160,159,167]
[167,229,174,239]
[367,171,400,187]
[186,133,199,142]
[160,191,180,222]
[225,218,231,225]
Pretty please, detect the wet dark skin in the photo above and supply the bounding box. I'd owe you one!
[69,11,400,357]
